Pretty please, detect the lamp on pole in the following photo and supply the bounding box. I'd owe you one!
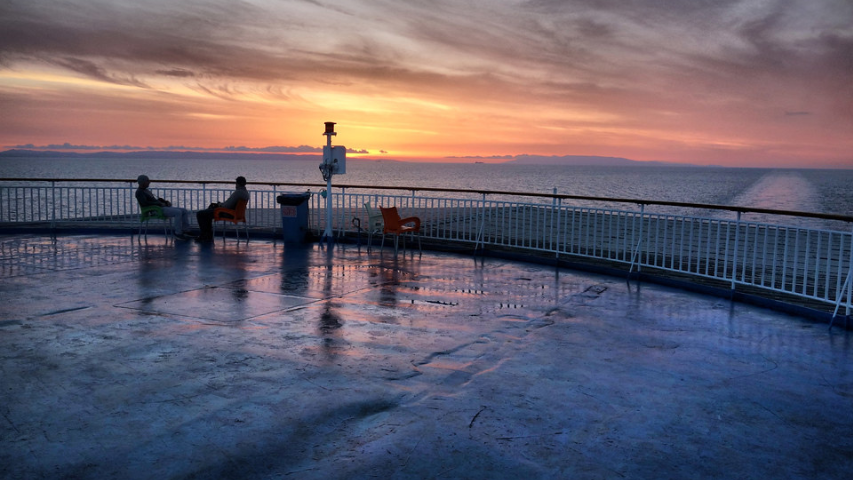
[319,122,346,242]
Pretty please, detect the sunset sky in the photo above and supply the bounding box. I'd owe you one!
[1,0,851,167]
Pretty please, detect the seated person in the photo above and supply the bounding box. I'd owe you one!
[136,175,194,240]
[196,176,250,242]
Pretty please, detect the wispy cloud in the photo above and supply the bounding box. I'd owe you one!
[445,155,515,160]
[48,57,148,88]
[12,142,145,151]
[222,145,321,153]
[4,1,850,91]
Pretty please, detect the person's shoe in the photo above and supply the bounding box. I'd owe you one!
[174,233,191,240]
[195,235,213,243]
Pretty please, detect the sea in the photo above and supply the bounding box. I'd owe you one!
[1,156,852,231]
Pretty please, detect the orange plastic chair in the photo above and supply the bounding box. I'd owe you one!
[380,206,421,253]
[213,198,249,242]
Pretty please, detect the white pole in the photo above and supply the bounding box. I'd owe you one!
[323,130,334,241]
[320,122,337,243]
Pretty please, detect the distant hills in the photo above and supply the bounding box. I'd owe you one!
[508,155,687,166]
[0,149,695,166]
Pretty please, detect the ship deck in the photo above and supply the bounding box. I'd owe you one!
[1,233,851,479]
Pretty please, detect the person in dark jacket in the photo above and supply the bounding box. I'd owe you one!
[195,176,250,242]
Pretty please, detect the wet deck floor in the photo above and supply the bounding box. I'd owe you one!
[1,233,851,479]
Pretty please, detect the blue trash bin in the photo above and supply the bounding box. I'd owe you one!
[276,192,311,243]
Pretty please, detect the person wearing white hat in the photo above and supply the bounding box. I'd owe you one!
[135,175,194,240]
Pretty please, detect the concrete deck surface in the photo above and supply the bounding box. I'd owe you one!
[1,233,851,480]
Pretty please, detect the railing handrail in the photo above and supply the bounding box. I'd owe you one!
[2,176,852,224]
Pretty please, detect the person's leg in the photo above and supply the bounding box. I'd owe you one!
[196,208,214,239]
[180,208,192,233]
[160,206,185,235]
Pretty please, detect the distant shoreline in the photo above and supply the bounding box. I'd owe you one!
[4,149,849,169]
[0,149,699,167]
[506,154,693,167]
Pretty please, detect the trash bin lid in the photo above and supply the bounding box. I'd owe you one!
[276,192,311,205]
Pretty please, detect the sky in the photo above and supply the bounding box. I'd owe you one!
[1,0,852,168]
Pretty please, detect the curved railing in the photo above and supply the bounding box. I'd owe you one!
[1,178,852,325]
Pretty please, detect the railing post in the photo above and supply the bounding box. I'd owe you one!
[830,270,852,329]
[835,225,853,328]
[848,225,853,317]
[474,192,486,253]
[732,211,742,290]
[555,190,562,259]
[629,204,645,274]
[50,181,56,230]
[272,185,277,232]
[551,188,557,257]
[128,182,135,232]
[339,187,347,237]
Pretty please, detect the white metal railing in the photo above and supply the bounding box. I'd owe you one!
[1,180,851,323]
[0,181,319,230]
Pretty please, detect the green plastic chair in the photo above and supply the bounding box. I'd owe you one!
[138,205,172,239]
[363,202,384,250]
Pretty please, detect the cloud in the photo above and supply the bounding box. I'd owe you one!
[156,68,196,78]
[222,145,321,153]
[3,0,844,101]
[1,0,851,166]
[11,142,325,153]
[12,142,145,150]
[49,57,149,87]
[445,155,515,160]
[1,0,301,85]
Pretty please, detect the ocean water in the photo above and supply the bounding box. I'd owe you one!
[1,156,852,229]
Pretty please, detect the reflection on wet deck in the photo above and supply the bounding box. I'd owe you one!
[1,234,851,479]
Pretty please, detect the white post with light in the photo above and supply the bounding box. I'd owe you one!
[319,121,346,242]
